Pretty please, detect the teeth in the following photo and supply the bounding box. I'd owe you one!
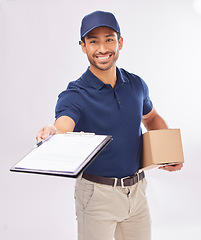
[97,55,110,60]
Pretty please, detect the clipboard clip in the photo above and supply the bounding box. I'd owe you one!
[66,131,95,136]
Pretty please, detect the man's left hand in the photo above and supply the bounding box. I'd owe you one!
[159,163,183,172]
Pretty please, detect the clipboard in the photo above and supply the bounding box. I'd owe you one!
[10,132,113,178]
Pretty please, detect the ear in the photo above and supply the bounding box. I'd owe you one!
[118,36,123,50]
[80,40,87,54]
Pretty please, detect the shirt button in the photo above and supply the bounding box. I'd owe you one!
[118,100,121,104]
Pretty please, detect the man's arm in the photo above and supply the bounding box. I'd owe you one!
[36,116,75,142]
[142,108,183,171]
[142,108,168,131]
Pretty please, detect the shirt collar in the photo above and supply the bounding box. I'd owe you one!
[82,67,129,90]
[116,67,129,88]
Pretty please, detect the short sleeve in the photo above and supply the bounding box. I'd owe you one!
[140,77,153,115]
[55,83,83,124]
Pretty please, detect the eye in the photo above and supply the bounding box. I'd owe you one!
[90,40,97,44]
[107,38,114,42]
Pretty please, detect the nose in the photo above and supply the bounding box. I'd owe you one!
[98,42,108,54]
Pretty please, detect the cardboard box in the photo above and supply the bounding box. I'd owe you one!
[140,129,184,171]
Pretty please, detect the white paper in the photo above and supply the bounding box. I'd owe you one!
[14,134,108,173]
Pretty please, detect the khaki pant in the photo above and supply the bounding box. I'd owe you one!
[74,174,151,240]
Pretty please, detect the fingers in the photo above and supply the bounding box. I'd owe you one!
[36,124,57,142]
[159,163,183,172]
[36,128,46,142]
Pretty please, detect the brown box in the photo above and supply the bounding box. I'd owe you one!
[140,129,184,171]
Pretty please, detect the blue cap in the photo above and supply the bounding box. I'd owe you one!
[80,11,121,41]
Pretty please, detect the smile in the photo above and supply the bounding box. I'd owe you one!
[95,54,112,62]
[97,55,110,60]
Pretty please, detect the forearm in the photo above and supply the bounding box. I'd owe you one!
[54,116,75,133]
[36,116,75,142]
[142,109,168,131]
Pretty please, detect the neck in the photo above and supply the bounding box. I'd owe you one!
[89,65,117,88]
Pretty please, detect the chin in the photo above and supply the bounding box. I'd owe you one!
[94,61,116,71]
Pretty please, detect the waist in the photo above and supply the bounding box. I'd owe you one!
[82,171,145,188]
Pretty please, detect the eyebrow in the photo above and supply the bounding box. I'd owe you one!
[86,35,98,39]
[86,34,116,39]
[105,34,116,38]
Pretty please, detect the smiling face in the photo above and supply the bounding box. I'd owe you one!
[81,27,123,72]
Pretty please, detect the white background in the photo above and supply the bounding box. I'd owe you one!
[1,0,201,239]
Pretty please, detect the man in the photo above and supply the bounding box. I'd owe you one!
[37,11,183,240]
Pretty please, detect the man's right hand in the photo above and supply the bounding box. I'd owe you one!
[36,116,76,143]
[36,124,57,142]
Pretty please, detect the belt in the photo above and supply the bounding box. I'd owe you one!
[82,171,145,188]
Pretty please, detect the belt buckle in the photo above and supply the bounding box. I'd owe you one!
[120,176,130,188]
[121,172,140,188]
[136,172,140,182]
[113,178,118,187]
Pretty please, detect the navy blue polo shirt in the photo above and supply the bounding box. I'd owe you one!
[55,67,153,178]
